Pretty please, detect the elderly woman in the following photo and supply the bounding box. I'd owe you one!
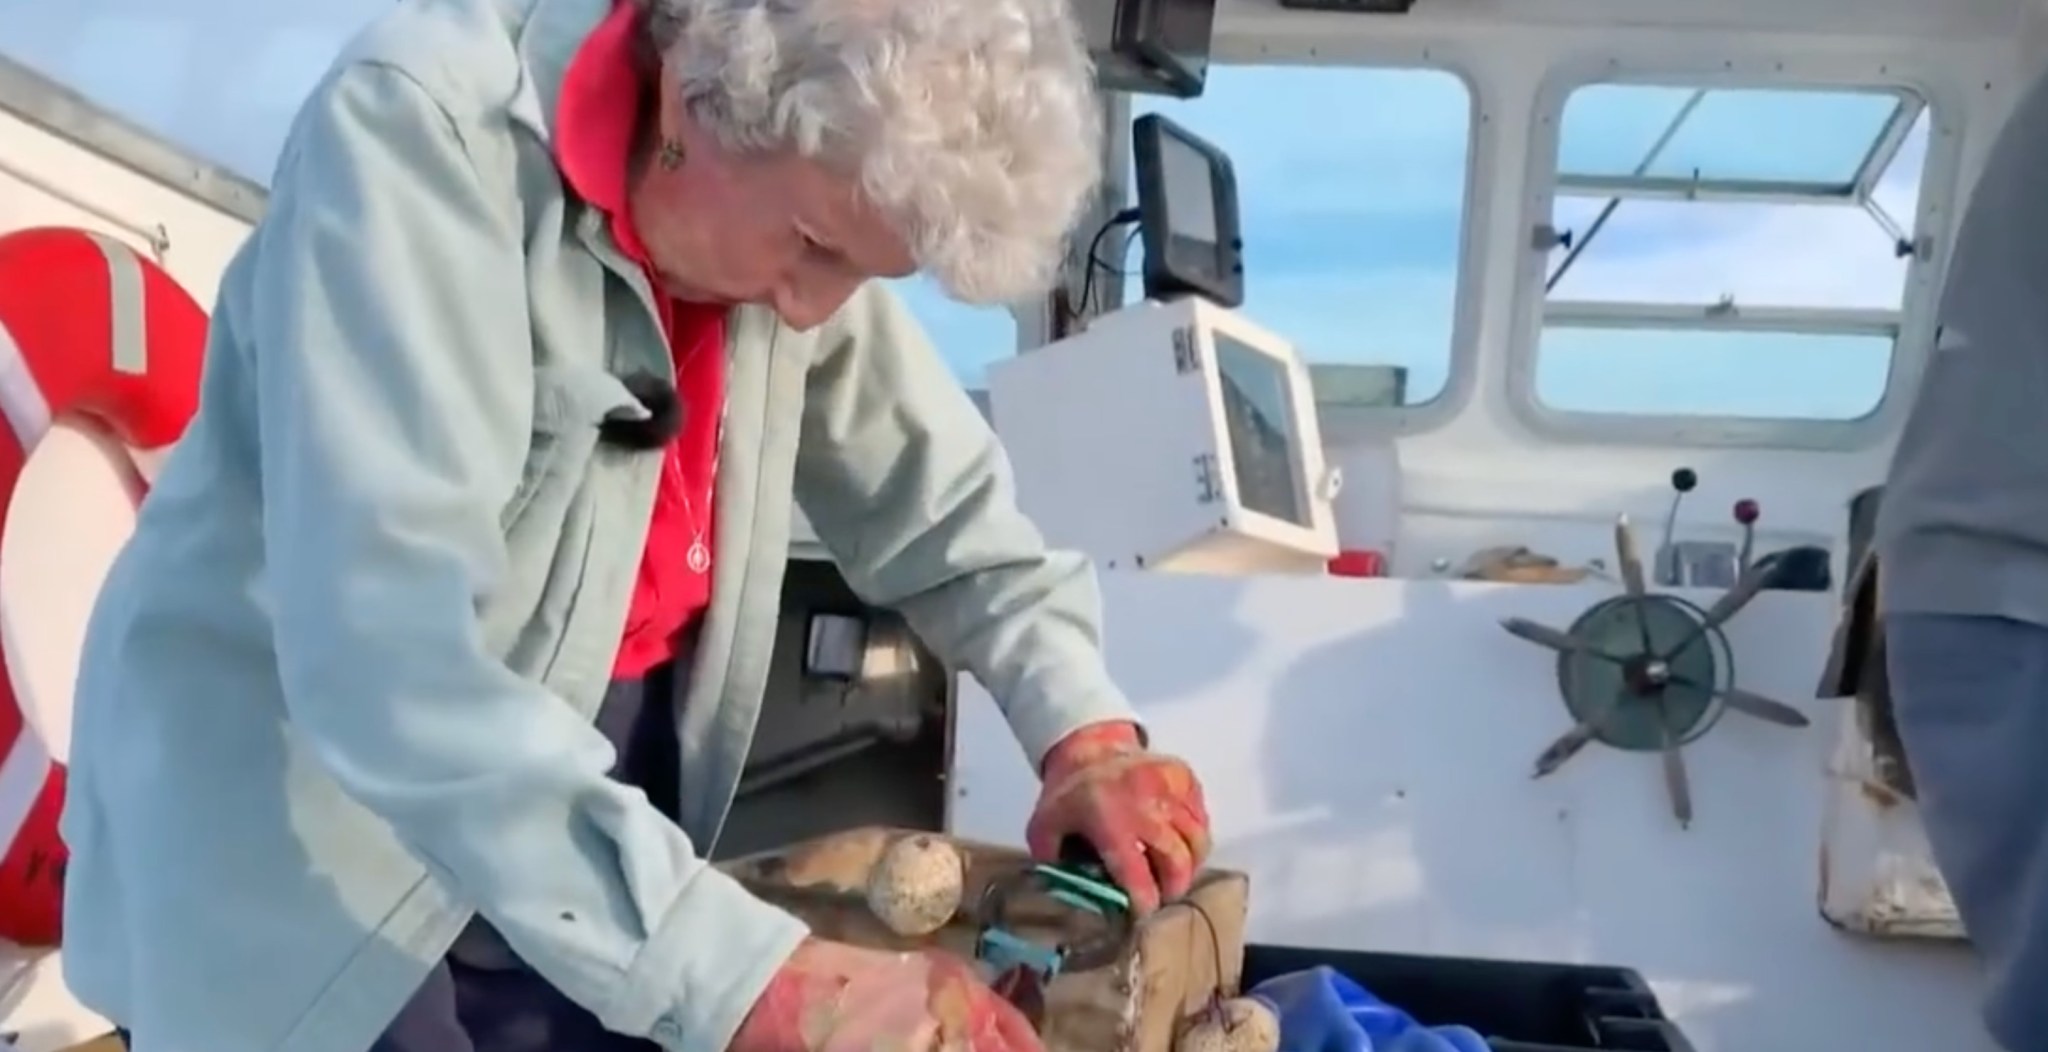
[57,0,1213,1050]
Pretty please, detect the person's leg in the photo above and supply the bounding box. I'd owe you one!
[355,658,686,1052]
[446,947,658,1052]
[369,961,477,1052]
[620,654,683,823]
[430,665,677,1052]
[1887,613,2048,1052]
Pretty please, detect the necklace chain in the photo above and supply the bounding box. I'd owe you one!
[663,321,729,577]
[670,411,723,532]
[667,335,724,575]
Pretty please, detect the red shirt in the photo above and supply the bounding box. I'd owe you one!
[556,3,725,678]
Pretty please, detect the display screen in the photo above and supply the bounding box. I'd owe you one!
[1132,112,1243,307]
[1160,134,1218,242]
[1213,334,1308,528]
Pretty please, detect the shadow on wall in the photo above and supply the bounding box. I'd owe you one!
[1233,573,1985,1050]
[1099,575,1262,712]
[1248,582,1582,953]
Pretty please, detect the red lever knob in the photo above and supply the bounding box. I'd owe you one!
[1733,498,1760,525]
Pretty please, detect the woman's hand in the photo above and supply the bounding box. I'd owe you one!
[729,938,1043,1052]
[1023,721,1212,914]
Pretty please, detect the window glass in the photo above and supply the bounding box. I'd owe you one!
[1557,85,1902,186]
[1122,66,1474,409]
[1536,84,1930,421]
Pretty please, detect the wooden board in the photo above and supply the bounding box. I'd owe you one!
[718,827,1249,1052]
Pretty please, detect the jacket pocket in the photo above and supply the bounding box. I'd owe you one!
[499,365,641,533]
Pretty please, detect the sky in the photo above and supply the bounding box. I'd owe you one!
[899,69,1930,422]
[1,5,1931,424]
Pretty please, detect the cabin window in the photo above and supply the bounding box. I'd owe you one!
[1122,66,1475,416]
[1533,83,1931,425]
[887,276,1020,392]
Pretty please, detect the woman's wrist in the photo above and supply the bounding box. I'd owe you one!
[728,937,924,1052]
[730,938,823,1052]
[1039,720,1144,781]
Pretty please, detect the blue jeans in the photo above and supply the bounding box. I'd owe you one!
[1887,613,2048,1052]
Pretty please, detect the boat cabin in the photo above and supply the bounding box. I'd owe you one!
[2,0,2044,1046]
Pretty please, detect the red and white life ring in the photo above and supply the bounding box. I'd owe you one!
[0,227,207,948]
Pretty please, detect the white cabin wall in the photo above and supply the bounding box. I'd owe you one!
[1203,9,2021,580]
[0,109,253,304]
[0,84,258,765]
[951,574,2001,1052]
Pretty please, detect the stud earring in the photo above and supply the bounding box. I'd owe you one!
[657,140,685,169]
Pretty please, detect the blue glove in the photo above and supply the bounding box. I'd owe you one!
[1248,966,1491,1052]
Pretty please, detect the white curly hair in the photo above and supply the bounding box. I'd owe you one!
[637,0,1104,304]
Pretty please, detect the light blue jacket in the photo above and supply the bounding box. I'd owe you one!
[57,0,1137,1049]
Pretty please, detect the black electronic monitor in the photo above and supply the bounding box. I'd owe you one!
[1132,113,1243,308]
[1088,0,1217,99]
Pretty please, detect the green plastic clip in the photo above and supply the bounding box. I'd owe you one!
[975,927,1065,981]
[1031,862,1131,915]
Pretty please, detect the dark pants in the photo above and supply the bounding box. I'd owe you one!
[372,658,686,1052]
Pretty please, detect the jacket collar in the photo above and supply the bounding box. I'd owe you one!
[498,0,783,365]
[507,0,612,149]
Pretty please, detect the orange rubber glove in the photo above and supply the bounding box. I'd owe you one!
[729,938,1042,1052]
[1023,720,1211,914]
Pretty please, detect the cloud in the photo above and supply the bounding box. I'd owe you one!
[1535,112,1927,417]
[1549,197,1914,311]
[1549,116,1927,314]
[1135,66,1476,217]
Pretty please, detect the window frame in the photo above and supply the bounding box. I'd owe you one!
[1072,52,1491,445]
[1505,60,1960,451]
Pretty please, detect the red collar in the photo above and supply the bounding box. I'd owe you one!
[555,1,658,264]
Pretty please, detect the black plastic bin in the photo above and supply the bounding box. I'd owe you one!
[1241,944,1696,1052]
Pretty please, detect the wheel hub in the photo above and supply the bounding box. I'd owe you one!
[1556,595,1725,752]
[1623,656,1672,695]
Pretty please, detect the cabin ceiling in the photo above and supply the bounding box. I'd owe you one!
[1215,0,2031,40]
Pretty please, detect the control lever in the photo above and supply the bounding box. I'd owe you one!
[1655,467,1698,586]
[1733,498,1761,574]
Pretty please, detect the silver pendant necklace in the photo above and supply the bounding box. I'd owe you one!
[666,320,726,577]
[672,407,723,576]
